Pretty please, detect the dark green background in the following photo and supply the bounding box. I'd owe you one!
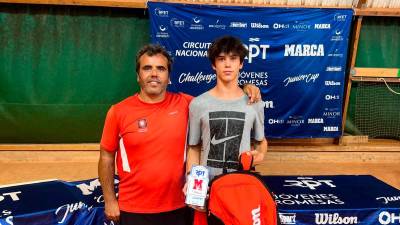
[0,4,149,142]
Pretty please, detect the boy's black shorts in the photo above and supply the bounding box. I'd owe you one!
[119,207,193,225]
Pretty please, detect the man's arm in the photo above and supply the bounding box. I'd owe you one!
[249,138,268,165]
[98,147,120,222]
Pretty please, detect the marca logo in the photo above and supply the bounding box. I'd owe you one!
[279,213,296,224]
[308,118,324,124]
[243,38,270,63]
[170,18,185,28]
[154,8,168,17]
[251,23,269,29]
[284,177,336,190]
[315,213,358,225]
[230,22,248,28]
[324,126,339,132]
[325,81,341,86]
[268,119,284,124]
[0,191,22,202]
[379,211,400,224]
[251,205,261,225]
[273,23,289,29]
[325,95,340,100]
[284,44,324,56]
[315,23,331,29]
[334,13,348,21]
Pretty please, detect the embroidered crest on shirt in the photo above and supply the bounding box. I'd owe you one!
[138,119,148,132]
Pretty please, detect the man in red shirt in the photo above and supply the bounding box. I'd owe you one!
[98,44,260,225]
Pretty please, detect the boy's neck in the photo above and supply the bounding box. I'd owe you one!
[209,80,243,100]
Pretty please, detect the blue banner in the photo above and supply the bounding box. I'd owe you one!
[0,176,399,225]
[148,2,353,138]
[262,175,400,225]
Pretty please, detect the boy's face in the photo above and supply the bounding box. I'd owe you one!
[212,52,243,83]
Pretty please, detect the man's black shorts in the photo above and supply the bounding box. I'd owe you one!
[119,207,193,225]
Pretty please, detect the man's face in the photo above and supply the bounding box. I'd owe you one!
[137,53,169,98]
[212,52,243,83]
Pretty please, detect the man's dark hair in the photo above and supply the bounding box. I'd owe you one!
[136,44,173,73]
[208,36,248,66]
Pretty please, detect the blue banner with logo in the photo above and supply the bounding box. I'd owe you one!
[148,2,353,138]
[263,175,400,225]
[1,176,399,225]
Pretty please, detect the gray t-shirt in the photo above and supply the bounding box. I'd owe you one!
[188,91,265,178]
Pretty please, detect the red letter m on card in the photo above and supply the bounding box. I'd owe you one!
[193,179,203,190]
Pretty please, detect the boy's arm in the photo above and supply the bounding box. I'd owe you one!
[186,145,202,175]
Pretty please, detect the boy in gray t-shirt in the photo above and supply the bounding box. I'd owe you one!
[186,36,268,182]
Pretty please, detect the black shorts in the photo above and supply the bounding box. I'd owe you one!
[119,207,193,225]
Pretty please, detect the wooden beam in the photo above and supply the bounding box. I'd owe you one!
[0,144,99,151]
[340,16,363,144]
[353,67,400,77]
[351,76,400,83]
[0,0,354,9]
[0,0,147,8]
[355,8,400,17]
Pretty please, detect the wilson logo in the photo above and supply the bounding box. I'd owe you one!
[315,213,358,224]
[251,205,261,225]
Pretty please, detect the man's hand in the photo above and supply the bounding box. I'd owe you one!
[104,199,120,223]
[183,181,207,212]
[242,84,261,104]
[246,150,265,165]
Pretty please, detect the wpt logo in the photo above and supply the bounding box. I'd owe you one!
[244,38,270,63]
[279,213,296,224]
[154,8,168,17]
[0,191,22,202]
[284,177,336,190]
[334,13,348,21]
[315,213,358,224]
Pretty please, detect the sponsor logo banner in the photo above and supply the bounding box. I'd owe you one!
[149,2,353,138]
